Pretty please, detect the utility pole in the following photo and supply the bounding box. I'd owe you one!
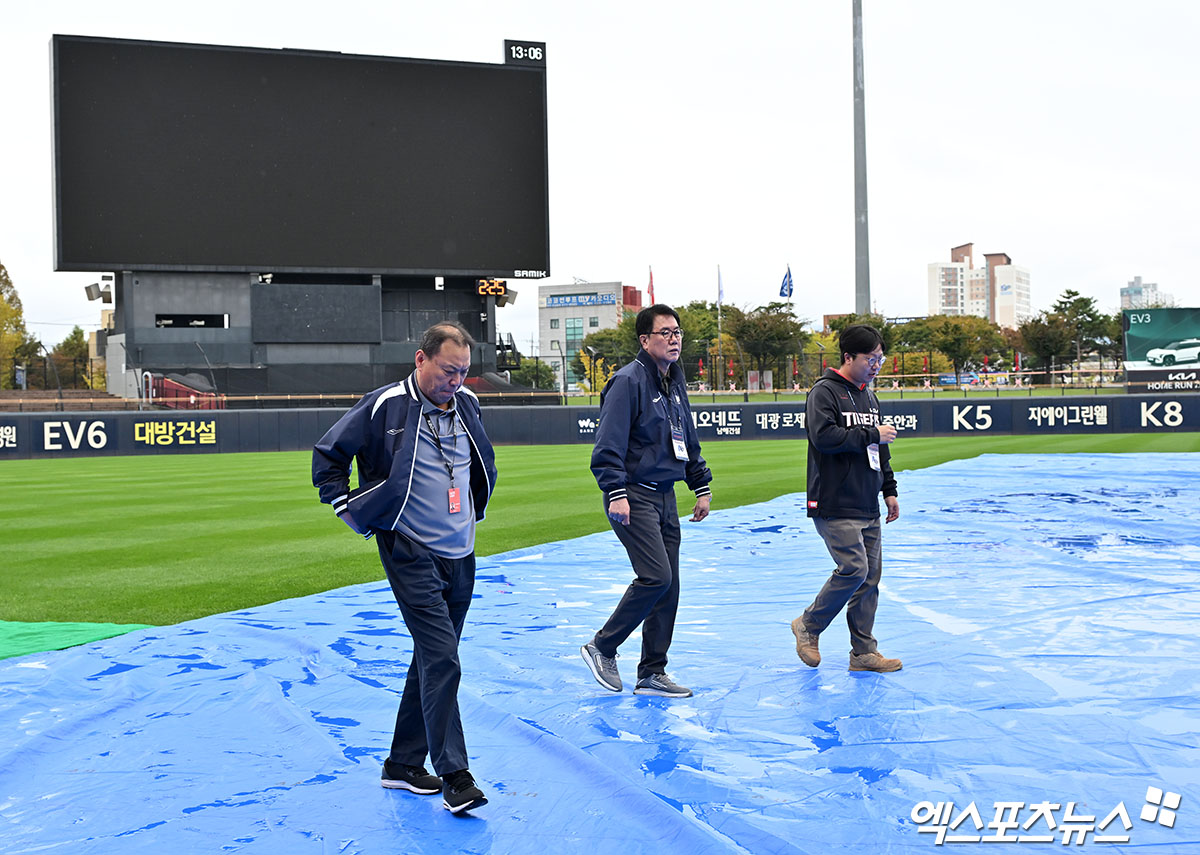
[853,0,871,315]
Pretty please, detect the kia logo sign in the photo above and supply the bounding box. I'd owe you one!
[1167,372,1197,381]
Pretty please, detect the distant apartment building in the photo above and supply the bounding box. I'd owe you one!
[927,243,1031,328]
[538,282,643,385]
[1120,276,1170,309]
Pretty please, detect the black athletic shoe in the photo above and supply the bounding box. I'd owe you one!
[442,769,488,814]
[380,760,442,794]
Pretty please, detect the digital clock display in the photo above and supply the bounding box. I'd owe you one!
[504,40,546,67]
[476,278,508,297]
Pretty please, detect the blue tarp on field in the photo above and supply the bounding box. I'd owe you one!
[1,454,1198,853]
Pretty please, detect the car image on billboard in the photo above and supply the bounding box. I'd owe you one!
[1146,339,1200,366]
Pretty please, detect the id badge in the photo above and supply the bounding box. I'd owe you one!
[448,487,462,514]
[671,426,688,461]
[867,443,881,472]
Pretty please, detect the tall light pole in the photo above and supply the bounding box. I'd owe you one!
[586,345,598,405]
[550,340,567,399]
[853,0,871,316]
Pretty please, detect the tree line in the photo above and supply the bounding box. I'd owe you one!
[510,291,1126,391]
[1,261,95,391]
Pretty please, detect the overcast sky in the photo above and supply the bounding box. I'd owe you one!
[3,0,1198,352]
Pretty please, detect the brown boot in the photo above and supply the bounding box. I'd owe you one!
[790,617,820,667]
[848,651,902,672]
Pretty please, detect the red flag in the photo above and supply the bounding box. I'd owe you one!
[922,355,929,372]
[698,357,705,377]
[1015,351,1021,371]
[792,356,798,377]
[892,356,898,374]
[648,267,655,304]
[727,358,733,377]
[983,355,989,367]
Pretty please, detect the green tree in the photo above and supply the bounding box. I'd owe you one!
[1093,311,1125,372]
[1018,312,1074,381]
[1051,289,1107,369]
[0,261,33,389]
[508,358,557,390]
[919,315,1004,384]
[726,302,810,375]
[707,332,747,389]
[682,301,744,381]
[54,325,89,361]
[676,300,722,345]
[51,325,92,390]
[828,312,896,352]
[573,315,639,378]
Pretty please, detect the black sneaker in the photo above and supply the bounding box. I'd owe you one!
[442,769,488,814]
[380,759,442,794]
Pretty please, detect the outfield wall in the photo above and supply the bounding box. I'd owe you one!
[0,395,1196,460]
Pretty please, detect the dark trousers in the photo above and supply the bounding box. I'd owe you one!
[594,484,682,680]
[802,516,882,657]
[376,530,475,776]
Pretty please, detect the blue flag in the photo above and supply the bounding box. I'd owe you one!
[779,265,793,298]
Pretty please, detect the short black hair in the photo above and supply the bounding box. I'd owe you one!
[636,304,681,338]
[839,323,884,364]
[419,321,475,358]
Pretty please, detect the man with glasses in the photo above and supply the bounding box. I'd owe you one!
[791,323,903,673]
[582,304,713,697]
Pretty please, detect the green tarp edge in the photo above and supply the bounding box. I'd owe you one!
[0,620,154,661]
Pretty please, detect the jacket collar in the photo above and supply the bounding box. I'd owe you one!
[820,366,867,392]
[635,348,682,386]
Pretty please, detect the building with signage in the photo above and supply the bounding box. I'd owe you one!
[538,282,642,387]
[927,243,1031,328]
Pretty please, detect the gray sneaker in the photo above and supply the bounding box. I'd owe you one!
[581,641,622,692]
[633,673,693,698]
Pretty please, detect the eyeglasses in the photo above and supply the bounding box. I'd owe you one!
[860,354,885,368]
[647,328,684,341]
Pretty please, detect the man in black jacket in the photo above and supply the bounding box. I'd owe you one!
[791,323,903,673]
[582,304,713,698]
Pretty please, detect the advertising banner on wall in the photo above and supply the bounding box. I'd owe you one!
[1,396,1197,459]
[1124,307,1200,391]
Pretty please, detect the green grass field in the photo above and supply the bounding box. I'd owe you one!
[2,433,1197,627]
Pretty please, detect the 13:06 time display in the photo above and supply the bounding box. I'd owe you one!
[505,40,546,66]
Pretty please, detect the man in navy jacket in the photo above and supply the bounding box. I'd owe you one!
[313,321,497,814]
[791,323,902,673]
[582,304,713,698]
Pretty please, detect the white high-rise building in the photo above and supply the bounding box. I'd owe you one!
[927,243,1031,328]
[1120,276,1170,309]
